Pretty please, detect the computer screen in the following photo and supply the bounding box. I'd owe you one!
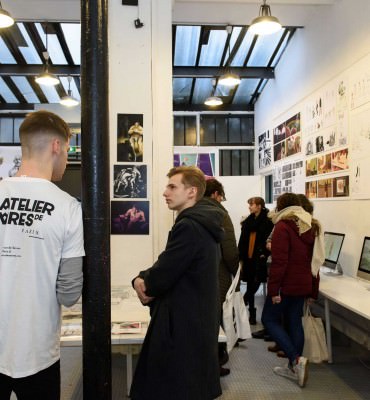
[323,231,345,269]
[357,236,370,282]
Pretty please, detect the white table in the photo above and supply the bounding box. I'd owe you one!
[61,287,226,396]
[319,271,370,363]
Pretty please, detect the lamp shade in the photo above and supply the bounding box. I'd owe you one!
[249,1,282,36]
[35,71,60,86]
[60,92,79,107]
[0,8,14,28]
[204,96,223,106]
[219,72,241,87]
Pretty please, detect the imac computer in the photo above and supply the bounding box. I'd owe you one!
[357,236,370,284]
[322,231,345,276]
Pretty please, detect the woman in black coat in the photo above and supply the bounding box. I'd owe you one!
[238,197,273,324]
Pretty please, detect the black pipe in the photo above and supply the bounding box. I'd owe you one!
[81,0,111,398]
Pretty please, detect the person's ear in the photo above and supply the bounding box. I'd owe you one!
[51,138,61,154]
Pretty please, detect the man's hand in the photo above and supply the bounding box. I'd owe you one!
[133,277,154,305]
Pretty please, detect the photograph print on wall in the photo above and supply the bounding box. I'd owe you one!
[111,200,149,235]
[113,164,147,198]
[117,114,143,162]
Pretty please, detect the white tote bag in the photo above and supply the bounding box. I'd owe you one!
[222,265,251,353]
[302,303,329,363]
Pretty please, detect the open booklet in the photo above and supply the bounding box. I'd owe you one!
[111,321,142,334]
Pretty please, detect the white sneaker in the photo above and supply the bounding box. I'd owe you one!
[295,356,309,388]
[273,365,298,382]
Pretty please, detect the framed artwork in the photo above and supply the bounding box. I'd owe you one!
[111,201,149,235]
[333,176,349,197]
[113,165,147,198]
[0,146,22,181]
[117,114,143,162]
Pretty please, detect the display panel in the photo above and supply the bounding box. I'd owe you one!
[357,236,370,282]
[323,231,345,269]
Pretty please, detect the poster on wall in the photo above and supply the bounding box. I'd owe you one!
[350,53,370,110]
[111,200,149,235]
[258,130,272,169]
[113,164,147,198]
[173,153,215,176]
[273,160,304,200]
[117,114,143,162]
[0,146,21,180]
[273,113,301,161]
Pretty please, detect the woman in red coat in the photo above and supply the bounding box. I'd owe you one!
[261,193,321,388]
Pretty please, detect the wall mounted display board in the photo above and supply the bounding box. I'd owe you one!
[258,130,272,169]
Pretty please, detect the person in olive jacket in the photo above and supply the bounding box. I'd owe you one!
[202,178,239,376]
[131,166,224,400]
[238,197,273,324]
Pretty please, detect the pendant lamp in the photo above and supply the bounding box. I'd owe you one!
[204,96,223,107]
[60,76,79,107]
[219,26,241,87]
[249,0,282,36]
[0,2,14,28]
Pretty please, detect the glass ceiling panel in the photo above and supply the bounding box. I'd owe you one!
[0,37,16,64]
[192,78,213,103]
[173,78,192,104]
[11,76,40,103]
[230,31,255,67]
[247,29,285,67]
[225,27,243,66]
[39,84,61,103]
[60,77,81,101]
[174,26,201,66]
[35,23,67,65]
[61,23,81,65]
[17,23,42,64]
[271,31,291,67]
[199,30,227,67]
[233,79,260,104]
[0,77,19,103]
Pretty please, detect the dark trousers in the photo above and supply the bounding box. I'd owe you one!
[0,360,60,400]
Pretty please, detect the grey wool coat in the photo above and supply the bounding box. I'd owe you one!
[130,201,224,400]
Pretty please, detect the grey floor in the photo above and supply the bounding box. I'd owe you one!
[12,294,370,399]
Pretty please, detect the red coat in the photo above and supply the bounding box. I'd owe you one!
[268,219,319,299]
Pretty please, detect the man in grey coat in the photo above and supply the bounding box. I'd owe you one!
[131,166,224,400]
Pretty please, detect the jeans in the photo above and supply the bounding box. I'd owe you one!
[262,295,305,365]
[0,360,60,400]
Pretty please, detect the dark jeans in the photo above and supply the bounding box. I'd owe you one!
[262,295,305,365]
[0,360,60,400]
[243,280,261,310]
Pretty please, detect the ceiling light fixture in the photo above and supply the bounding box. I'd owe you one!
[0,1,14,28]
[249,0,282,36]
[60,76,79,107]
[204,96,223,107]
[219,26,241,87]
[35,24,60,86]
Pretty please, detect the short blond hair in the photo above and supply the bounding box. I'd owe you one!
[167,166,206,201]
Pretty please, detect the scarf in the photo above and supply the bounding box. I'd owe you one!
[268,206,312,234]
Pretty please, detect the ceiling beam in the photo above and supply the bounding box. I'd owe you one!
[173,66,274,79]
[0,104,35,111]
[0,65,81,76]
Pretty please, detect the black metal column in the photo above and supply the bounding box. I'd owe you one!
[81,0,111,399]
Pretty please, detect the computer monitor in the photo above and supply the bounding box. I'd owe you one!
[357,236,370,282]
[323,231,345,275]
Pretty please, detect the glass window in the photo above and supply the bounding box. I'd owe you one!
[220,149,254,176]
[173,116,197,146]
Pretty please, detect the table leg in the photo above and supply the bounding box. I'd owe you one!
[126,350,132,397]
[324,298,333,363]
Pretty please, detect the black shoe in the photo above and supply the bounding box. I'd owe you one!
[249,307,257,325]
[220,367,230,377]
[219,349,229,366]
[252,329,265,339]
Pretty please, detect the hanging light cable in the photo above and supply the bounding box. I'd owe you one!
[249,0,282,36]
[219,25,241,87]
[0,1,14,28]
[60,76,79,107]
[35,23,60,86]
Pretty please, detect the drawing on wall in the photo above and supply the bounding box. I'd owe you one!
[350,53,370,110]
[173,153,215,176]
[113,165,147,198]
[306,158,318,176]
[258,130,272,169]
[0,146,22,180]
[305,181,317,199]
[273,113,301,161]
[317,154,332,175]
[111,200,149,235]
[333,176,349,197]
[317,178,333,198]
[117,114,143,162]
[331,148,349,171]
[273,161,304,200]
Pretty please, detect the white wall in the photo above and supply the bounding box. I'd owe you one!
[109,0,173,285]
[255,0,370,277]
